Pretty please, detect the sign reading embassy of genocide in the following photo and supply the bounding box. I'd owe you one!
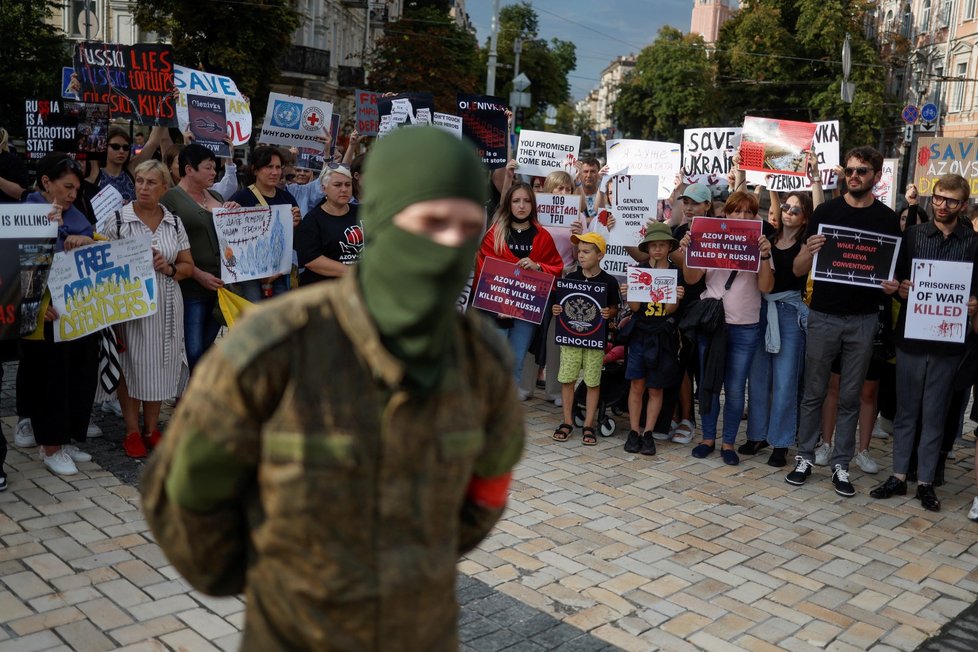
[472,258,555,325]
[812,224,901,288]
[73,42,176,126]
[685,217,762,273]
[0,205,58,341]
[554,278,606,350]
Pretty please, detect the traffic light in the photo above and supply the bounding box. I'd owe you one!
[514,107,525,133]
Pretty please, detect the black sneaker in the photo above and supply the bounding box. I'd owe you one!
[785,456,813,486]
[624,430,642,453]
[639,431,657,456]
[831,465,856,497]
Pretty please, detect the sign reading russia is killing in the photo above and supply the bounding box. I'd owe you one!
[72,43,176,126]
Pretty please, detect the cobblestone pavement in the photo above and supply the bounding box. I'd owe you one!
[2,360,978,650]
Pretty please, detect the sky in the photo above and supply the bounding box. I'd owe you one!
[465,0,697,101]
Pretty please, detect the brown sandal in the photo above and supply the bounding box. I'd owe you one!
[582,427,597,446]
[553,423,573,442]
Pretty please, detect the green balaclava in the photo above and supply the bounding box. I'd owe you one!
[357,127,488,389]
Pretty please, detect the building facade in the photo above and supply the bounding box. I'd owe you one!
[690,0,735,45]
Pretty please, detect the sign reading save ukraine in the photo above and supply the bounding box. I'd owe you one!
[913,137,978,196]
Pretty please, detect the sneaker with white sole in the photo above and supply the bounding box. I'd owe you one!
[969,497,978,522]
[61,445,92,463]
[14,419,36,448]
[516,388,532,401]
[785,456,813,486]
[813,442,831,466]
[871,421,888,438]
[0,472,7,492]
[651,431,671,441]
[853,449,879,474]
[86,422,103,439]
[41,449,79,476]
[831,465,856,497]
[671,419,695,444]
[101,399,123,417]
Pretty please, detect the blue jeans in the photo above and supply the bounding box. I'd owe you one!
[236,276,290,302]
[184,295,222,371]
[497,320,538,385]
[747,302,806,448]
[698,323,760,445]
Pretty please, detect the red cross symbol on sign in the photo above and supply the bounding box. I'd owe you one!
[305,112,320,127]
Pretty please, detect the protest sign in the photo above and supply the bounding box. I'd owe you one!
[554,278,607,349]
[606,139,682,198]
[260,93,332,153]
[627,267,678,304]
[600,243,631,279]
[685,217,762,273]
[0,205,58,340]
[355,89,380,136]
[458,94,508,169]
[472,258,555,324]
[609,174,658,248]
[187,95,230,158]
[516,130,580,178]
[295,114,340,171]
[683,127,742,187]
[376,93,435,135]
[213,206,293,284]
[535,193,580,228]
[905,259,973,343]
[812,224,901,288]
[47,235,158,342]
[24,100,108,161]
[432,113,463,138]
[90,185,124,225]
[873,158,899,209]
[739,116,816,178]
[72,42,176,126]
[174,65,251,146]
[745,120,840,190]
[913,138,978,196]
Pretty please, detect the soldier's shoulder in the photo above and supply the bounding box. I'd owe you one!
[458,310,513,371]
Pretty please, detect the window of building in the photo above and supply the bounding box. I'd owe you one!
[921,0,931,32]
[66,0,103,40]
[953,61,968,111]
[902,4,913,38]
[967,0,977,20]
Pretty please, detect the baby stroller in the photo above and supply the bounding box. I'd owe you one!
[570,316,630,437]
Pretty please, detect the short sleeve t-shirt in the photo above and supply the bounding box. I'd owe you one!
[771,239,806,294]
[98,169,135,203]
[295,204,362,285]
[703,268,762,326]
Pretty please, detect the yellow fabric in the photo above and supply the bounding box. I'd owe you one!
[248,185,268,207]
[217,288,254,328]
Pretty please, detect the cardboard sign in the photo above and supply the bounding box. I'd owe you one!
[685,217,762,272]
[913,138,978,196]
[683,127,742,187]
[0,205,58,340]
[472,257,555,324]
[432,112,463,139]
[90,185,125,225]
[260,93,332,153]
[377,93,435,136]
[72,43,176,126]
[516,130,580,178]
[739,116,816,178]
[24,100,108,161]
[606,139,682,198]
[174,65,251,146]
[812,224,901,288]
[458,93,508,169]
[609,174,658,247]
[355,89,380,136]
[745,120,840,190]
[554,278,607,349]
[873,158,899,209]
[535,193,580,228]
[48,235,158,341]
[187,94,230,158]
[627,267,678,304]
[212,206,294,284]
[905,259,973,343]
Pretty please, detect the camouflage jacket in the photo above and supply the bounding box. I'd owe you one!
[141,272,525,651]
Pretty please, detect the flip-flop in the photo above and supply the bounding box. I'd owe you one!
[552,423,573,442]
[582,427,597,446]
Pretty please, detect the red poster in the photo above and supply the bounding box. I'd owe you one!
[472,258,555,324]
[739,116,816,177]
[685,217,763,273]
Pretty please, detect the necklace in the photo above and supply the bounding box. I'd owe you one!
[512,221,529,233]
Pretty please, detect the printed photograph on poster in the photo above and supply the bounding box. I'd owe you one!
[905,259,973,343]
[812,224,901,288]
[913,138,978,196]
[682,127,741,188]
[554,278,607,350]
[213,206,294,284]
[606,139,681,197]
[744,120,839,190]
[0,205,58,340]
[72,42,176,126]
[355,89,380,136]
[609,174,658,247]
[175,65,251,146]
[472,258,555,324]
[376,93,435,136]
[261,92,332,152]
[457,94,509,169]
[739,116,816,177]
[187,94,230,158]
[516,130,581,178]
[24,100,108,161]
[535,193,580,228]
[627,267,677,304]
[47,235,158,342]
[684,217,762,272]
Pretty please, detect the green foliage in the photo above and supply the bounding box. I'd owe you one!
[0,0,71,132]
[131,0,299,120]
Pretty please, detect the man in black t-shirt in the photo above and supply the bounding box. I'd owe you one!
[786,146,901,497]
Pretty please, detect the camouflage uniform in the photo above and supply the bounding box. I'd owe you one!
[141,273,525,651]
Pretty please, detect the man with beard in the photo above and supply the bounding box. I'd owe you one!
[786,146,901,497]
[870,173,978,511]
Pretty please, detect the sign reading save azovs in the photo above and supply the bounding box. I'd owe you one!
[913,137,978,195]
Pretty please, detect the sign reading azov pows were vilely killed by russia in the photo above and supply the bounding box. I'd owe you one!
[472,258,555,324]
[516,130,580,178]
[685,217,762,273]
[812,225,901,288]
[905,259,974,343]
[554,278,607,350]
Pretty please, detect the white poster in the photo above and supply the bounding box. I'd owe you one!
[90,185,124,224]
[627,266,677,303]
[746,120,840,191]
[175,65,251,146]
[609,174,658,248]
[535,193,580,228]
[213,205,294,284]
[260,92,333,153]
[683,127,742,188]
[516,130,581,178]
[905,259,973,343]
[600,242,631,279]
[606,139,681,198]
[432,112,463,139]
[873,158,899,209]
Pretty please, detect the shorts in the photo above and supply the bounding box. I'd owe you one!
[558,346,603,388]
[625,330,680,388]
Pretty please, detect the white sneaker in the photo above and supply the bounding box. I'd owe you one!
[552,397,563,407]
[86,423,103,439]
[872,420,889,438]
[948,450,957,461]
[61,445,92,463]
[814,442,832,466]
[516,388,532,401]
[14,419,36,448]
[41,449,79,476]
[877,416,894,436]
[101,399,123,417]
[968,497,978,522]
[853,449,879,474]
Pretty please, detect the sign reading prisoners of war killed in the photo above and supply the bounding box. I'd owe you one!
[72,42,176,125]
[606,139,681,198]
[609,174,658,248]
[682,127,742,188]
[913,138,978,196]
[24,100,108,161]
[0,205,58,340]
[685,217,762,273]
[554,278,607,350]
[47,235,158,342]
[905,259,973,343]
[516,130,581,178]
[457,94,509,169]
[812,224,901,288]
[472,257,555,324]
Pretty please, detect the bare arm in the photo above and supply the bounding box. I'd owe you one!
[129,126,167,170]
[304,256,351,278]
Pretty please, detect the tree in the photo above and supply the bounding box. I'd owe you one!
[613,27,718,142]
[132,0,299,120]
[367,6,481,112]
[0,0,71,131]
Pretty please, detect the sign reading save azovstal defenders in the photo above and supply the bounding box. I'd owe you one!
[913,138,978,196]
[812,224,901,288]
[554,278,606,349]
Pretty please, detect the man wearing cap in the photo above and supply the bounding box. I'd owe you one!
[141,128,526,650]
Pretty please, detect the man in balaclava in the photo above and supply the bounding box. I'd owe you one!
[141,127,526,651]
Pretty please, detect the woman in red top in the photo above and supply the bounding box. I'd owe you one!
[475,182,563,397]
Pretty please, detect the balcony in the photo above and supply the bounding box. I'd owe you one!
[342,0,367,7]
[279,45,331,78]
[369,6,389,25]
[337,66,365,88]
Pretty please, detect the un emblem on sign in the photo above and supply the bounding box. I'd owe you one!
[270,100,302,129]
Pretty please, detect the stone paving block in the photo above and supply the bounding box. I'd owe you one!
[54,619,116,652]
[0,630,64,652]
[0,589,33,621]
[161,628,222,652]
[22,552,75,580]
[109,615,185,646]
[8,605,84,636]
[177,607,237,640]
[1,569,52,600]
[77,597,136,630]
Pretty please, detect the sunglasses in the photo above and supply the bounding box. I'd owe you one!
[843,166,872,177]
[326,162,348,171]
[932,194,965,210]
[780,203,803,217]
[55,157,83,174]
[108,143,128,151]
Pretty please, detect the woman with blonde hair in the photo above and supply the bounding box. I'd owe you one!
[0,127,29,202]
[295,163,360,284]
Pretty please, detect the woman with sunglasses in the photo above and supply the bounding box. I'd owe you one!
[295,163,359,284]
[90,126,167,203]
[18,154,98,476]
